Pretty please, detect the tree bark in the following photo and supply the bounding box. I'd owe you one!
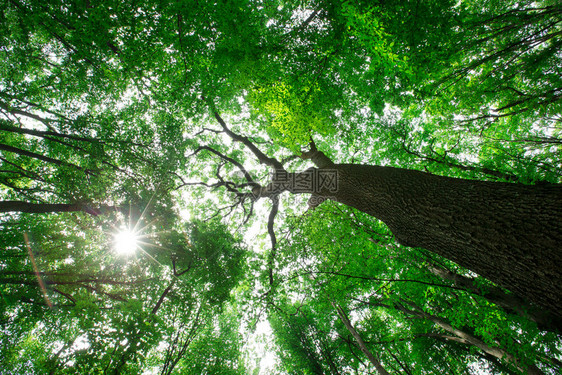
[213,114,562,321]
[312,164,562,319]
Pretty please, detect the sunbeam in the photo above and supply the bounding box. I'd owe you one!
[113,229,139,256]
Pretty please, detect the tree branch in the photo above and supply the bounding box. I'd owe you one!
[151,279,176,315]
[0,142,94,174]
[267,197,280,286]
[210,110,284,171]
[300,138,335,168]
[189,145,259,186]
[0,201,122,216]
[334,303,391,375]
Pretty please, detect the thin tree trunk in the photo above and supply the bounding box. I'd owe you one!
[334,303,390,375]
[427,333,518,375]
[151,280,176,315]
[0,201,118,216]
[0,121,149,149]
[395,300,544,375]
[0,142,88,172]
[426,262,562,333]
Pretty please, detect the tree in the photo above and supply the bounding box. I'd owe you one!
[269,301,344,375]
[267,202,562,374]
[334,303,390,375]
[0,213,248,373]
[390,298,545,375]
[194,109,562,320]
[1,0,561,373]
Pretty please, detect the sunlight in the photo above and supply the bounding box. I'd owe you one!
[114,229,139,256]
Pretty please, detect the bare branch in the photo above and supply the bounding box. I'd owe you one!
[193,127,224,137]
[285,270,473,292]
[151,279,176,315]
[211,110,284,171]
[0,92,72,122]
[0,120,149,148]
[392,128,520,182]
[189,145,258,186]
[203,200,241,222]
[82,285,128,302]
[0,100,54,127]
[52,287,76,305]
[267,197,280,286]
[280,8,321,44]
[334,303,391,375]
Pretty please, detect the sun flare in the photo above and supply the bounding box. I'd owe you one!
[114,229,139,255]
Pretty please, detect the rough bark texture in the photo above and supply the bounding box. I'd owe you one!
[315,164,562,318]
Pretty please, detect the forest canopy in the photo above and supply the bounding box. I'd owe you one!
[0,0,561,374]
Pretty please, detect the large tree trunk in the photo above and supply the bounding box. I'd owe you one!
[312,164,562,319]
